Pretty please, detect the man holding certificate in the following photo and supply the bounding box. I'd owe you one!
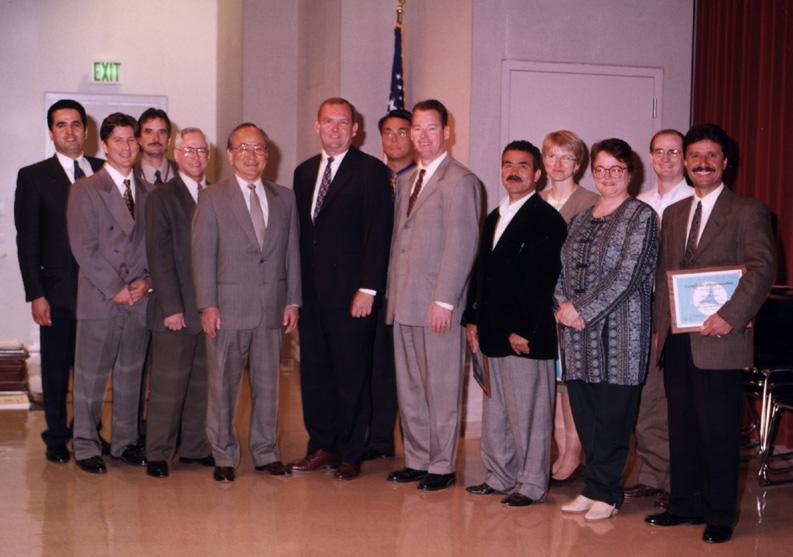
[646,124,775,544]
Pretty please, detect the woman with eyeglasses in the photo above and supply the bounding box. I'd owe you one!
[539,130,599,482]
[554,138,658,521]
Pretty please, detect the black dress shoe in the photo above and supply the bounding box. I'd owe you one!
[645,512,705,526]
[418,472,456,491]
[77,455,107,474]
[361,447,395,461]
[387,467,428,483]
[179,455,216,467]
[255,460,290,476]
[46,444,70,464]
[501,493,534,507]
[114,444,146,466]
[213,466,235,482]
[465,482,499,495]
[146,460,169,478]
[702,524,732,543]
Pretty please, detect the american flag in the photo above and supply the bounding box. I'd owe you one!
[388,24,406,111]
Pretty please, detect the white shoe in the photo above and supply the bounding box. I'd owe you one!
[561,494,595,513]
[584,501,618,521]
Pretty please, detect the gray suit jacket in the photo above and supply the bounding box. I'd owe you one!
[191,177,301,330]
[67,167,153,320]
[654,187,775,370]
[386,155,481,326]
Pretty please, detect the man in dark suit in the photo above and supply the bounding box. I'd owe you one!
[14,99,103,464]
[289,98,393,480]
[462,140,566,507]
[67,113,154,474]
[144,127,213,478]
[646,124,775,543]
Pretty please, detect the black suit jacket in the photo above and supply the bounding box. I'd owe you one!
[293,147,393,309]
[14,154,104,317]
[145,175,202,333]
[462,193,567,359]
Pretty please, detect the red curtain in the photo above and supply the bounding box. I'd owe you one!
[693,0,793,283]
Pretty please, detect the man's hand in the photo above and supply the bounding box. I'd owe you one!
[201,307,221,338]
[128,279,150,304]
[427,303,453,334]
[701,313,733,338]
[350,291,375,318]
[163,313,186,331]
[112,286,133,306]
[31,297,52,326]
[465,324,479,353]
[283,305,299,333]
[508,333,530,355]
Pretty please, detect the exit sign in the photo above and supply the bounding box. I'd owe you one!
[92,61,121,83]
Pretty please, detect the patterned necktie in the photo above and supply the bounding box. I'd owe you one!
[683,201,702,266]
[407,169,426,217]
[73,160,85,181]
[123,179,135,219]
[390,172,398,200]
[154,170,163,185]
[313,156,334,221]
[248,183,266,249]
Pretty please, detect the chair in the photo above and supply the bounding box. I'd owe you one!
[758,383,793,485]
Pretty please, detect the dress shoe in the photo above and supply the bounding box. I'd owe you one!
[645,512,705,526]
[179,454,215,467]
[501,493,534,507]
[561,494,595,513]
[418,472,456,491]
[77,455,107,474]
[361,447,395,461]
[255,461,290,476]
[288,449,339,472]
[624,483,665,498]
[702,524,733,543]
[334,462,361,480]
[45,444,70,464]
[585,501,618,521]
[146,460,169,478]
[388,467,428,483]
[113,444,146,466]
[213,466,235,482]
[466,482,500,495]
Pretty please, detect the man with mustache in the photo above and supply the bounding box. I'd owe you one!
[646,124,774,543]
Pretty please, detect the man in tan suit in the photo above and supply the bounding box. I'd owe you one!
[386,99,481,491]
[192,123,301,482]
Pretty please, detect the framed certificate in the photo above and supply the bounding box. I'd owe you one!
[667,265,745,333]
[471,351,491,398]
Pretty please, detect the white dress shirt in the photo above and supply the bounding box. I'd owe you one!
[55,152,94,184]
[234,175,269,227]
[637,178,693,223]
[493,191,534,248]
[686,183,725,244]
[179,171,206,203]
[104,164,136,202]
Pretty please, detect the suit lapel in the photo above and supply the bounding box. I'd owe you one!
[491,194,536,256]
[693,188,732,258]
[96,169,135,236]
[668,198,693,267]
[173,175,196,220]
[224,179,261,251]
[314,148,358,218]
[260,182,281,257]
[405,156,451,220]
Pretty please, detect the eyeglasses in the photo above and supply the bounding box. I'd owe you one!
[178,146,209,157]
[382,129,409,138]
[232,143,267,156]
[651,148,681,159]
[592,166,628,178]
[543,153,577,164]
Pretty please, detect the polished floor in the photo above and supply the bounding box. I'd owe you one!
[2,363,792,557]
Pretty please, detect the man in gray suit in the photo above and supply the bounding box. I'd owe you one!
[67,113,154,474]
[386,99,482,491]
[144,128,213,478]
[192,123,301,483]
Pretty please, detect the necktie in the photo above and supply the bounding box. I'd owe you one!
[73,160,85,181]
[154,170,163,185]
[683,201,702,266]
[390,173,398,200]
[407,169,426,217]
[313,156,334,221]
[248,183,266,249]
[123,179,135,219]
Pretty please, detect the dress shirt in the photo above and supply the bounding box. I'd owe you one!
[234,175,269,227]
[410,152,448,198]
[104,164,136,202]
[543,188,570,212]
[141,160,173,184]
[493,191,534,248]
[55,152,94,183]
[685,183,724,244]
[637,178,693,223]
[178,171,206,203]
[310,150,348,218]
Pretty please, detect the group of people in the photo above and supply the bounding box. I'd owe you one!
[15,96,774,545]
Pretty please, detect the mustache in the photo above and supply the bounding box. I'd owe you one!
[691,165,716,173]
[506,175,522,182]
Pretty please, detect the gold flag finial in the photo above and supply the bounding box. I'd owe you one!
[396,0,406,26]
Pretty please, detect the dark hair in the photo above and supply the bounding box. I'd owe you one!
[317,97,357,122]
[137,107,172,137]
[99,113,139,142]
[378,109,412,133]
[412,99,448,127]
[649,128,684,152]
[47,99,87,130]
[683,124,730,158]
[591,138,635,174]
[503,140,542,170]
[226,122,269,150]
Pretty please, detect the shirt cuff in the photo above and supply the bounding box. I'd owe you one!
[433,301,454,311]
[359,288,377,296]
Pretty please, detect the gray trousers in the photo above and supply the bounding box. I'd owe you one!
[630,362,670,490]
[145,330,210,462]
[481,356,555,500]
[72,312,149,460]
[206,324,282,468]
[393,322,464,475]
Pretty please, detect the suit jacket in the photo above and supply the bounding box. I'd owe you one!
[145,175,204,333]
[191,177,301,330]
[654,187,775,370]
[67,167,153,320]
[386,155,482,326]
[462,193,566,359]
[539,185,599,223]
[15,154,104,317]
[293,146,393,309]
